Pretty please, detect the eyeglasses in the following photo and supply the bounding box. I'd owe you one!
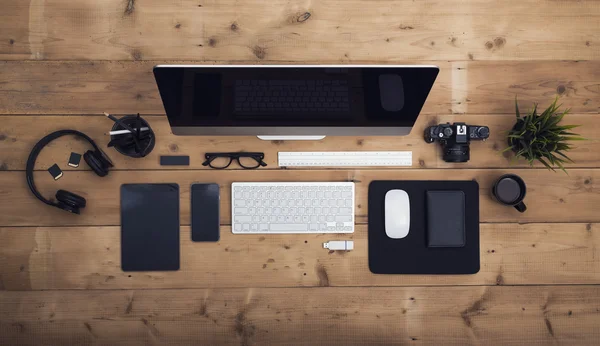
[202,152,267,169]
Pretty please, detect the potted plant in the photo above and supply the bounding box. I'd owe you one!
[504,97,585,172]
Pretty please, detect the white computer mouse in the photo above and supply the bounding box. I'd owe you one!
[385,189,410,239]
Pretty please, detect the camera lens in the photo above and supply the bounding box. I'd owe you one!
[477,127,490,138]
[443,143,470,163]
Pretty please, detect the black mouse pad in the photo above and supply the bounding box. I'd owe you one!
[121,184,180,271]
[368,180,479,274]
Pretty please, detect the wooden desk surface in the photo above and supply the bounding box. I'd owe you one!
[1,1,599,345]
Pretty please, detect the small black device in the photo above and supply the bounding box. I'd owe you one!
[492,174,527,212]
[47,164,63,180]
[26,130,114,214]
[202,152,267,169]
[68,152,82,168]
[121,184,180,271]
[424,122,490,162]
[426,191,465,247]
[105,113,155,158]
[191,183,220,242]
[160,155,190,166]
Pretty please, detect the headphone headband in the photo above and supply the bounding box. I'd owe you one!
[26,130,102,206]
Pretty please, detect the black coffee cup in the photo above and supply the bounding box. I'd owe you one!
[492,174,527,212]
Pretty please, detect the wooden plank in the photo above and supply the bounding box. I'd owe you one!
[2,113,599,171]
[1,61,598,115]
[0,168,598,227]
[1,286,599,345]
[0,223,597,290]
[1,0,599,61]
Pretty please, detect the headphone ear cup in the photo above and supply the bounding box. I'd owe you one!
[55,189,86,214]
[84,150,109,177]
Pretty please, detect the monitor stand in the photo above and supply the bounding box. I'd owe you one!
[257,136,326,141]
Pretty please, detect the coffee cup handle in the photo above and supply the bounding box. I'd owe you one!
[514,201,527,213]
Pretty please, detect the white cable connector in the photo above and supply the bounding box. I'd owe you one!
[323,240,354,251]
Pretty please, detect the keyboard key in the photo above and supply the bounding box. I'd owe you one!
[336,215,352,222]
[270,224,308,232]
[236,215,252,223]
[235,207,248,215]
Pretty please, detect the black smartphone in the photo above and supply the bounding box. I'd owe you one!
[191,183,220,242]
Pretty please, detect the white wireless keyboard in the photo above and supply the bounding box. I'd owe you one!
[231,182,355,234]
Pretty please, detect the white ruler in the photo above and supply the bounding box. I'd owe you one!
[278,151,412,167]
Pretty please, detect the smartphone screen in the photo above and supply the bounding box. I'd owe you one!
[191,183,220,242]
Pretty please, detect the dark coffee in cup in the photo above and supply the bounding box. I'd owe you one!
[492,174,527,212]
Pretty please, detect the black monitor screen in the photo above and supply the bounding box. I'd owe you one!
[154,66,438,128]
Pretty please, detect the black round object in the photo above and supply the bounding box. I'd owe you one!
[110,115,155,158]
[443,127,454,137]
[83,150,109,177]
[443,144,470,163]
[55,189,87,214]
[477,127,490,138]
[491,174,527,213]
[495,178,521,203]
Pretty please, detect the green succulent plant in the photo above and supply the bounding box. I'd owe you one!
[504,97,585,172]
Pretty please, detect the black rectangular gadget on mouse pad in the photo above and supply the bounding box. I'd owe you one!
[121,184,180,271]
[368,180,479,274]
[427,191,465,247]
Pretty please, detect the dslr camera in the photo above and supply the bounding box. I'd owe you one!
[424,122,490,162]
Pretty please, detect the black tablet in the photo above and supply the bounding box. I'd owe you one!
[120,184,180,271]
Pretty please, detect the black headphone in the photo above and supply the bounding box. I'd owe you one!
[26,130,114,214]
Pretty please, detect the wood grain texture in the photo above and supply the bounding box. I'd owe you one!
[1,0,600,343]
[1,0,599,61]
[2,113,599,171]
[1,60,599,115]
[0,223,597,290]
[1,286,599,345]
[1,168,599,227]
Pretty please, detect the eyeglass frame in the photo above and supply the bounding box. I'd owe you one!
[202,152,267,169]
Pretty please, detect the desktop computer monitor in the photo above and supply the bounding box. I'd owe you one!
[153,65,438,139]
